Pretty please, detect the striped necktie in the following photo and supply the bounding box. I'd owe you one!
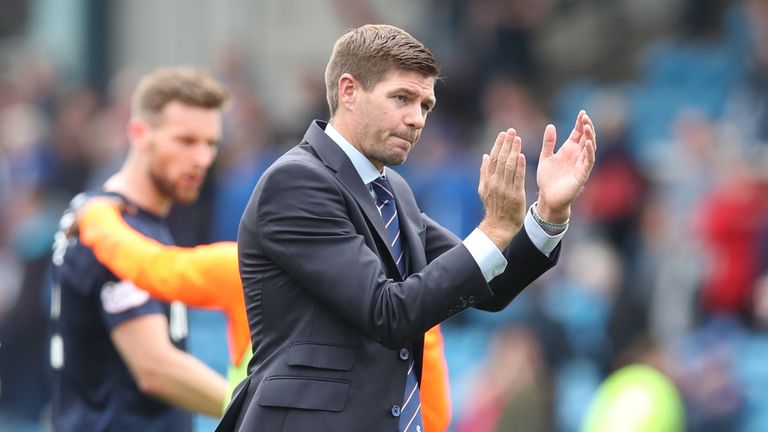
[372,176,406,276]
[371,176,423,432]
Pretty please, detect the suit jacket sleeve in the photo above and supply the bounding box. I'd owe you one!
[241,161,494,350]
[420,212,559,314]
[481,229,560,312]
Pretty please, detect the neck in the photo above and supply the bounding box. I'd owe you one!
[104,152,172,216]
[328,117,352,144]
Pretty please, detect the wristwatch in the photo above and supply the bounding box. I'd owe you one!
[531,201,569,235]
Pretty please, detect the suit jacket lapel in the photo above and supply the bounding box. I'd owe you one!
[302,121,398,268]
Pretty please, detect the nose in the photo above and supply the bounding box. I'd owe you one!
[404,103,426,130]
[192,141,217,169]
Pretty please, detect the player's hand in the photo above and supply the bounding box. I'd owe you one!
[536,110,596,223]
[477,128,527,250]
[63,196,137,239]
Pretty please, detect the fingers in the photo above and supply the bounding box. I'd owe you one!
[503,135,522,183]
[541,124,556,159]
[481,129,526,194]
[567,110,585,142]
[479,153,490,195]
[513,153,526,191]
[583,138,596,170]
[486,128,524,185]
[577,137,596,178]
[495,129,516,175]
[488,132,504,175]
[582,113,596,153]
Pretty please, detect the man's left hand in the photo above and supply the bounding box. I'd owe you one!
[535,110,596,223]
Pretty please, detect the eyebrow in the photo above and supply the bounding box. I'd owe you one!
[173,132,221,146]
[392,87,436,111]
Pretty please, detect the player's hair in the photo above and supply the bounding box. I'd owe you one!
[131,67,229,123]
[325,24,439,117]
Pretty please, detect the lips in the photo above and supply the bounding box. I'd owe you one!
[392,134,415,145]
[181,173,204,188]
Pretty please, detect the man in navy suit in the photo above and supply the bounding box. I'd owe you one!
[221,24,596,432]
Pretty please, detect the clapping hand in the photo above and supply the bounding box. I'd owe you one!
[477,128,527,250]
[536,110,596,223]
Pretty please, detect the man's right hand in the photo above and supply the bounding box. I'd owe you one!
[64,196,137,240]
[477,128,527,250]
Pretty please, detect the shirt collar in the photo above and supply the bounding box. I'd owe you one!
[324,123,384,185]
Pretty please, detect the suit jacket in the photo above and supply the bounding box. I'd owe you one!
[217,120,559,431]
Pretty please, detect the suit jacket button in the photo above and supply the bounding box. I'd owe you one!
[399,348,410,360]
[391,405,401,417]
[468,295,476,304]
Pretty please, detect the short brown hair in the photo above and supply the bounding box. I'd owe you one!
[324,24,439,117]
[131,67,229,123]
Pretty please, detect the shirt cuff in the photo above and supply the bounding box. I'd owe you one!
[524,206,566,257]
[463,228,507,282]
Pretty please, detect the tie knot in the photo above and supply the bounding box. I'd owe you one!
[371,177,395,206]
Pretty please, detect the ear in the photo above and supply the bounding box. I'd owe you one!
[338,73,358,110]
[127,117,150,149]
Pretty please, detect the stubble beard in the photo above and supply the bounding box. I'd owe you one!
[149,164,201,205]
[383,132,418,166]
[363,130,419,168]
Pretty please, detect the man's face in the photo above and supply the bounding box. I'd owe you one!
[144,101,221,204]
[350,69,436,170]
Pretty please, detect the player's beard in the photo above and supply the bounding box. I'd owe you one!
[149,163,202,205]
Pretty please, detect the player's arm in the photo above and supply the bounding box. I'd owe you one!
[78,200,241,306]
[111,314,228,417]
[79,199,251,366]
[421,324,451,432]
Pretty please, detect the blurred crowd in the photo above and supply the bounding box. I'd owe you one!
[1,0,768,430]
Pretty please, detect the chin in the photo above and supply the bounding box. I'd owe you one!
[387,153,408,166]
[174,191,201,205]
